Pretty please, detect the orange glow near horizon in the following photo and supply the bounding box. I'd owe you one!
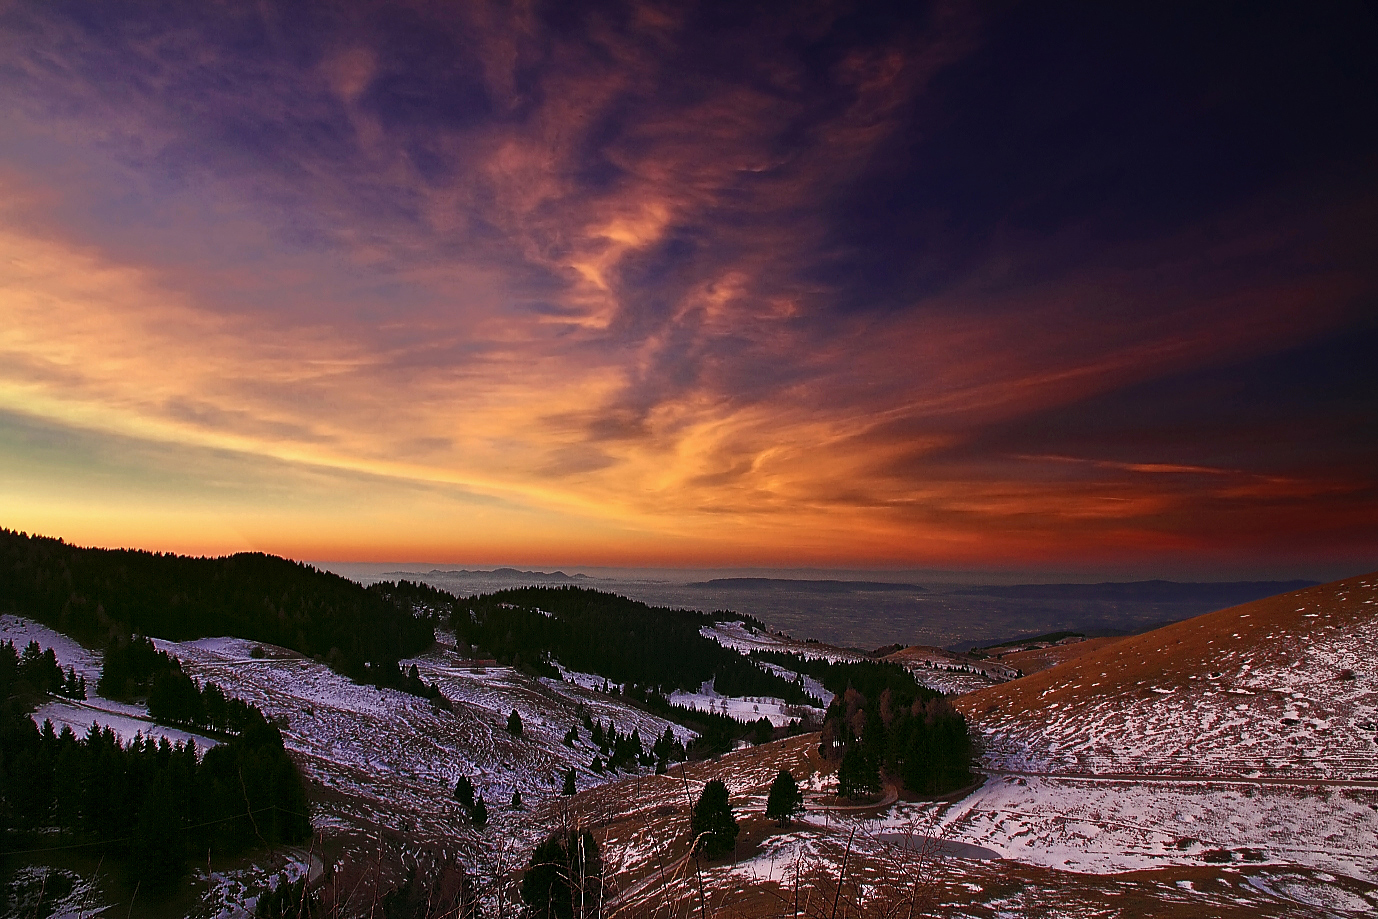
[1,4,1375,578]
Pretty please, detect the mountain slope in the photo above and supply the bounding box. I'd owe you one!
[955,571,1378,781]
[0,529,435,675]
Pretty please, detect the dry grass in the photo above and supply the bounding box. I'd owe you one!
[954,571,1378,722]
[991,636,1125,677]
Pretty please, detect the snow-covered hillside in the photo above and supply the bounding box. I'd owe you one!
[2,611,702,915]
[915,572,1378,887]
[701,620,865,663]
[964,574,1378,781]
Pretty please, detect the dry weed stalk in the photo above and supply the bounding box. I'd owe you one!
[604,805,952,919]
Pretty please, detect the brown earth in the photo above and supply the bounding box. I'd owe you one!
[953,570,1378,721]
[536,731,1363,918]
[993,635,1125,676]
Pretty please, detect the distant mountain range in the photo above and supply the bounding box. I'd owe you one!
[384,567,598,583]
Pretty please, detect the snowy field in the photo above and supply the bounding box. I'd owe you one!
[853,773,1378,881]
[0,614,102,682]
[701,620,866,662]
[2,614,220,750]
[899,661,998,696]
[924,574,1378,893]
[157,634,698,848]
[4,611,705,914]
[585,734,1378,919]
[668,677,825,728]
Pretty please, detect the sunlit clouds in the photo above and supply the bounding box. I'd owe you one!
[1,3,1375,573]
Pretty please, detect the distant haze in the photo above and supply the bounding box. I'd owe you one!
[317,563,1329,651]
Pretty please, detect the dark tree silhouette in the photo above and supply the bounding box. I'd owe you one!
[454,775,475,810]
[838,744,881,798]
[765,769,804,826]
[521,828,602,919]
[691,779,738,859]
[471,795,488,829]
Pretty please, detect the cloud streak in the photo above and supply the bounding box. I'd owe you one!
[0,2,1374,572]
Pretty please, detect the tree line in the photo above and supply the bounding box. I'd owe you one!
[0,639,86,701]
[0,647,311,889]
[0,529,440,699]
[384,581,811,703]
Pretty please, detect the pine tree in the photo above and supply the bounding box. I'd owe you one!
[521,829,602,919]
[690,779,738,859]
[472,794,488,829]
[454,774,475,811]
[765,769,804,826]
[563,768,577,795]
[507,709,524,737]
[751,717,773,744]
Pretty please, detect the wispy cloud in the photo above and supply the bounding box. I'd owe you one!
[0,2,1374,569]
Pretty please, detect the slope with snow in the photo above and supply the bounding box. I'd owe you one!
[156,633,697,849]
[701,620,865,663]
[897,572,1378,886]
[1,614,221,750]
[958,573,1378,781]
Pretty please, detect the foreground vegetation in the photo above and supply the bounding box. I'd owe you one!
[0,645,311,889]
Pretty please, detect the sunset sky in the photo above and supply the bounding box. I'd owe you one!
[1,2,1375,577]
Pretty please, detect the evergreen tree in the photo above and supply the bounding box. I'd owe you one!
[507,709,524,737]
[591,756,603,773]
[690,779,738,859]
[563,768,577,796]
[765,769,804,826]
[751,717,773,744]
[454,774,475,811]
[521,828,602,919]
[472,794,488,829]
[512,788,523,809]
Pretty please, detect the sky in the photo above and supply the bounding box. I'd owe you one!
[1,2,1375,578]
